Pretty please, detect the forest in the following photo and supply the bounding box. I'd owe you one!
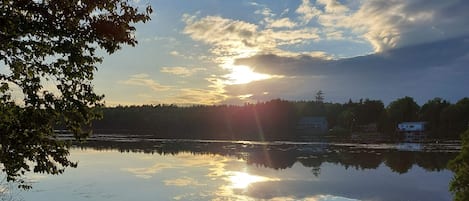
[90,96,469,140]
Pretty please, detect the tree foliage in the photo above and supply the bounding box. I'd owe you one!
[92,96,469,139]
[440,98,469,134]
[448,129,469,201]
[315,90,324,103]
[0,0,151,187]
[420,98,450,134]
[386,96,420,126]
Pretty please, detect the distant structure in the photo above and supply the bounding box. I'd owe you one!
[297,116,328,134]
[397,122,427,133]
[397,121,427,141]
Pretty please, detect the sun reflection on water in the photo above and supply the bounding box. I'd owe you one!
[226,171,273,189]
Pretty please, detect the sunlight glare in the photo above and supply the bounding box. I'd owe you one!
[224,65,271,85]
[227,171,270,189]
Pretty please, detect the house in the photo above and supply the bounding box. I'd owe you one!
[397,122,427,142]
[296,116,328,134]
[397,122,427,133]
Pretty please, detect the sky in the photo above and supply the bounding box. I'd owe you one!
[91,0,469,106]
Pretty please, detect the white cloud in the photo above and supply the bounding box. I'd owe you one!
[280,8,290,17]
[177,1,469,104]
[255,7,275,18]
[183,16,259,47]
[181,11,332,104]
[161,67,206,77]
[295,0,322,24]
[324,29,344,40]
[266,18,297,28]
[314,0,469,52]
[167,88,226,105]
[183,14,325,60]
[316,0,349,14]
[170,51,180,56]
[266,28,320,45]
[121,74,171,91]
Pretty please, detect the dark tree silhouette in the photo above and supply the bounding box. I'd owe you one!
[419,98,450,134]
[386,96,420,129]
[315,90,324,103]
[0,0,152,188]
[440,98,469,136]
[448,129,469,201]
[90,96,469,139]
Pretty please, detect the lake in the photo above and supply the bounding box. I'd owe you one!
[5,138,460,201]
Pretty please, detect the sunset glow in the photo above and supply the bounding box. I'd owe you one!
[88,0,467,105]
[224,65,272,85]
[2,1,466,200]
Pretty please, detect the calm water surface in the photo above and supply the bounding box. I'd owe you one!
[13,140,459,201]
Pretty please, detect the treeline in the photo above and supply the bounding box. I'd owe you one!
[92,96,469,140]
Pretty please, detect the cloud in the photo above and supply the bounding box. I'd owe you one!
[222,76,325,105]
[183,15,260,50]
[238,36,469,76]
[266,18,298,29]
[296,0,322,24]
[167,88,227,105]
[267,28,320,45]
[245,0,469,53]
[181,9,334,105]
[178,1,469,104]
[235,54,329,76]
[251,3,297,29]
[181,13,327,105]
[315,0,469,52]
[170,51,181,56]
[121,74,171,91]
[229,35,469,104]
[323,28,344,40]
[255,7,275,18]
[160,67,206,77]
[316,0,349,14]
[182,14,327,63]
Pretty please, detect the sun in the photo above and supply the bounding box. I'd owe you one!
[224,65,271,85]
[227,171,269,189]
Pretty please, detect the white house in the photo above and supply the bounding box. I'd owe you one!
[397,122,427,133]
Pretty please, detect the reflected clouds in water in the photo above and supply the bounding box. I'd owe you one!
[164,176,205,187]
[121,163,175,179]
[16,141,457,201]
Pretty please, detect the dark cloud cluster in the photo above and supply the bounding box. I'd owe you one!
[230,35,469,104]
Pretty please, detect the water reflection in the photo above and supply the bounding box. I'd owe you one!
[15,140,458,201]
[80,140,458,174]
[226,171,275,189]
